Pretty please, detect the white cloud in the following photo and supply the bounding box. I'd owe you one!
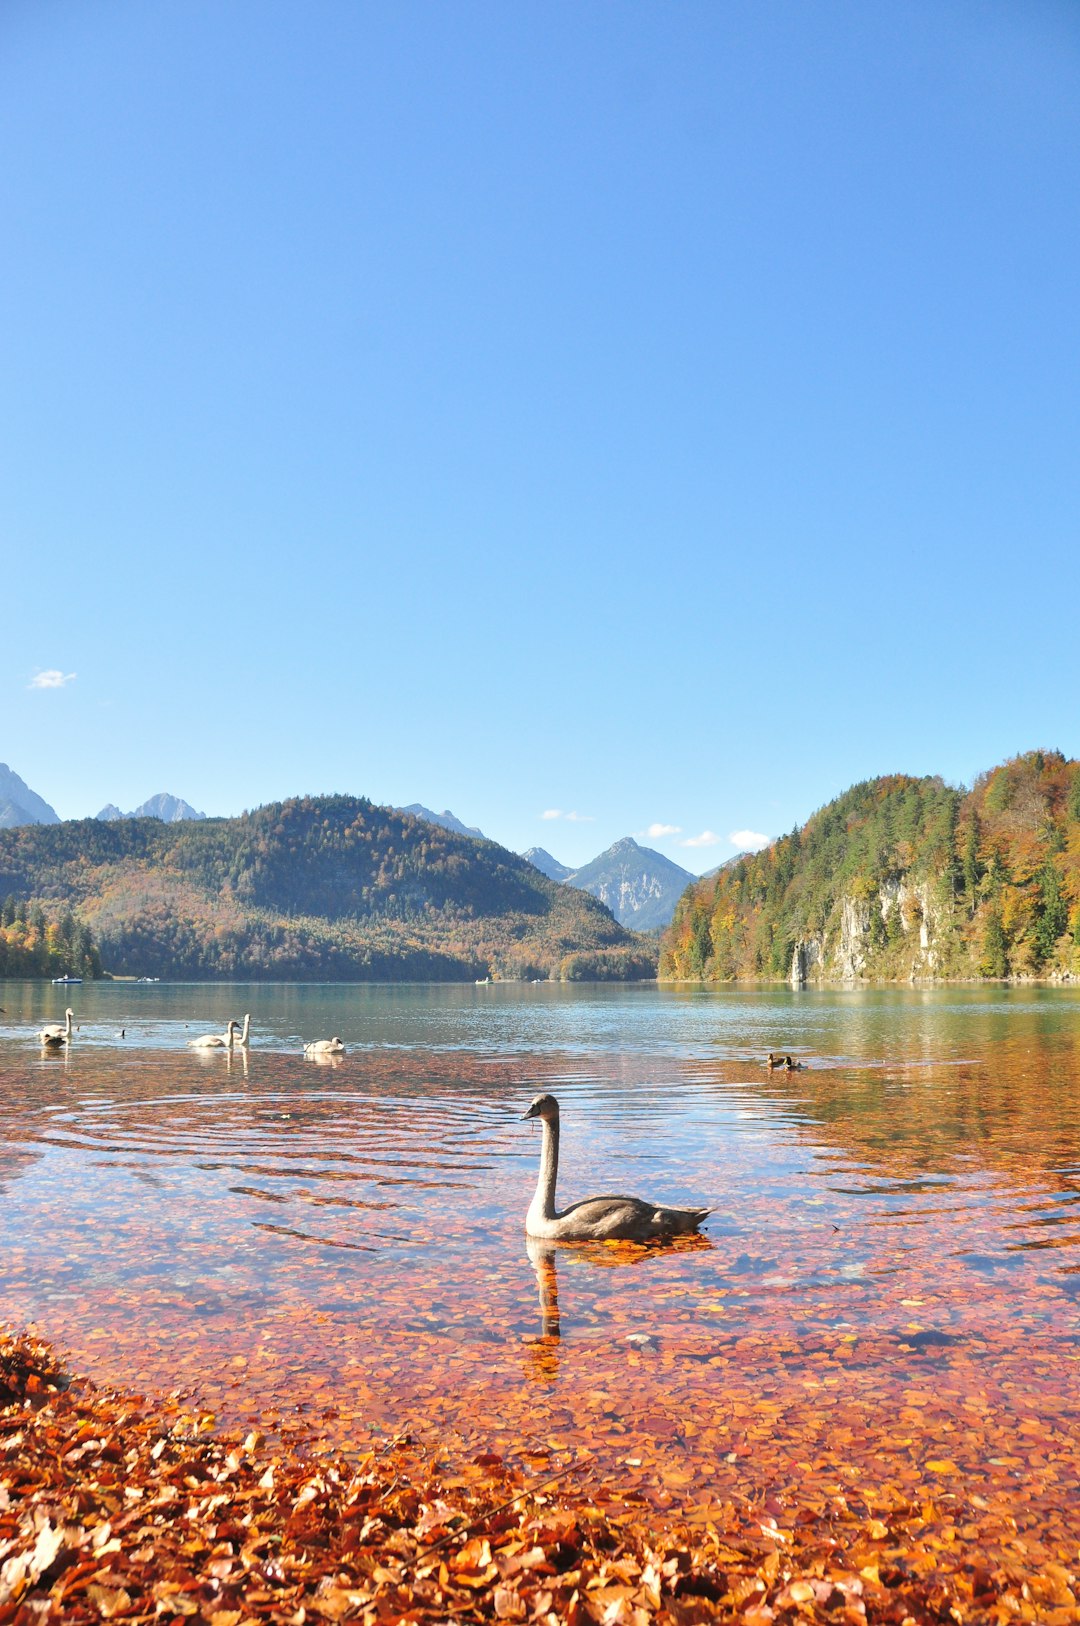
[644,822,682,838]
[729,828,770,851]
[29,669,76,690]
[540,809,594,823]
[680,830,721,848]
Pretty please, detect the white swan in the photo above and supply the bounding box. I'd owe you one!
[303,1037,345,1056]
[235,1013,251,1047]
[40,1008,74,1047]
[522,1093,711,1242]
[188,1020,239,1050]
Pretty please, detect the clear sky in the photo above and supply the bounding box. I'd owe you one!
[3,1,1078,871]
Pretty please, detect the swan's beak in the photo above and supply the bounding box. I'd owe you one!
[522,1102,539,1120]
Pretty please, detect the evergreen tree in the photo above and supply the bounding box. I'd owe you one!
[1033,862,1068,965]
[962,823,982,915]
[1069,771,1080,823]
[980,909,1008,978]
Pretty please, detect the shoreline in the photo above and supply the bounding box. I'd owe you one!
[1,1328,1073,1623]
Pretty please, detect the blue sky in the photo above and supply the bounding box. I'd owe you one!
[3,0,1078,871]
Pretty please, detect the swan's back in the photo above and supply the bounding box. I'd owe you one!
[547,1193,711,1242]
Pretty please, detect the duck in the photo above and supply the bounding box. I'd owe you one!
[303,1037,346,1056]
[187,1020,239,1050]
[235,1013,251,1048]
[784,1054,806,1071]
[39,1008,74,1047]
[521,1092,711,1242]
[766,1052,786,1069]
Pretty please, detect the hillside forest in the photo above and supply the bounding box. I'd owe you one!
[661,751,1080,983]
[0,899,103,982]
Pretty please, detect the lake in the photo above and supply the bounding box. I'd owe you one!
[2,979,1080,1548]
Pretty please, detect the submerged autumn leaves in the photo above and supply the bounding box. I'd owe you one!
[4,1330,1080,1624]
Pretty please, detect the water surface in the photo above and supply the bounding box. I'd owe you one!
[2,980,1080,1529]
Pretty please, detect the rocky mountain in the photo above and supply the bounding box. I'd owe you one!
[96,793,207,822]
[521,847,573,882]
[661,751,1080,984]
[398,805,485,839]
[0,794,655,983]
[0,765,60,830]
[563,837,695,933]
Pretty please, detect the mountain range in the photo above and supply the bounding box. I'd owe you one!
[0,775,702,934]
[0,795,655,982]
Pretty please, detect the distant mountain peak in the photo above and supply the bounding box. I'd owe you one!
[559,835,694,932]
[95,794,206,823]
[398,804,485,840]
[521,846,573,882]
[0,764,60,829]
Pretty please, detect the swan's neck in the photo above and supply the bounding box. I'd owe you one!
[241,1014,250,1044]
[65,1011,73,1038]
[226,1025,235,1050]
[532,1115,560,1221]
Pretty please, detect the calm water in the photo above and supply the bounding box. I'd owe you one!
[2,979,1080,1521]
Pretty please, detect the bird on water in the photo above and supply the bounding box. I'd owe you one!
[304,1037,346,1055]
[188,1020,240,1050]
[521,1092,711,1242]
[39,1008,74,1047]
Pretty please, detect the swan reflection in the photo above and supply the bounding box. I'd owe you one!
[190,1045,249,1076]
[523,1231,712,1385]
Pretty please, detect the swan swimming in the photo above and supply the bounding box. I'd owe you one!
[188,1020,239,1050]
[39,1008,74,1047]
[522,1092,711,1242]
[303,1036,345,1055]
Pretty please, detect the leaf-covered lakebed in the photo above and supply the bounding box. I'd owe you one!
[3,991,1080,1619]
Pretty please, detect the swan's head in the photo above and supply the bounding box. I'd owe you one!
[66,1007,74,1018]
[523,1092,560,1122]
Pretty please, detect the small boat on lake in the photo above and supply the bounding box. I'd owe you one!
[51,975,83,985]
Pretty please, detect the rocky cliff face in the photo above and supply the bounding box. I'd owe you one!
[793,878,947,983]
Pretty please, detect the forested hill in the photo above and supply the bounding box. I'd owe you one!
[661,751,1080,983]
[0,796,656,982]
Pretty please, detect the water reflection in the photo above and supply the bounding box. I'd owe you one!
[526,1237,561,1340]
